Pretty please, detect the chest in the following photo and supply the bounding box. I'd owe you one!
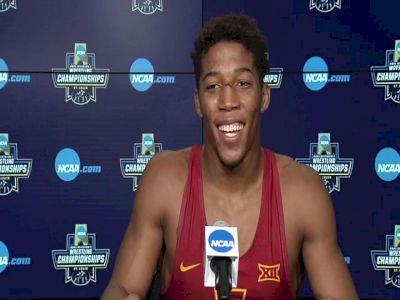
[163,182,297,298]
[203,187,262,257]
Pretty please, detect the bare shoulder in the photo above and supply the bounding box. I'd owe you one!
[138,147,192,193]
[134,147,192,215]
[144,147,191,180]
[275,152,327,195]
[274,152,334,234]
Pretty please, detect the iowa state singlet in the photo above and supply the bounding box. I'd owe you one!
[162,145,296,300]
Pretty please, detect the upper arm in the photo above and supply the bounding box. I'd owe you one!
[292,164,358,300]
[102,152,179,299]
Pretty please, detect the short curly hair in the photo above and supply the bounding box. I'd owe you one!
[191,13,269,89]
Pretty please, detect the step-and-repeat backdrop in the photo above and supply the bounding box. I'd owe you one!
[0,1,399,299]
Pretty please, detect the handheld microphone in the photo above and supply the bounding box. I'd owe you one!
[211,256,232,299]
[204,221,239,300]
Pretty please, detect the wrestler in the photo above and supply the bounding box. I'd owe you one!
[101,13,359,300]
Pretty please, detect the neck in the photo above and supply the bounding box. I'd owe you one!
[201,144,264,193]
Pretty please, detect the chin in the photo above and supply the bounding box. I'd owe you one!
[217,150,245,169]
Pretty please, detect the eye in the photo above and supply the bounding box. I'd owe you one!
[237,80,251,88]
[206,83,220,91]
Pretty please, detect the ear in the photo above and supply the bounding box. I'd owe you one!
[260,85,270,113]
[194,89,203,118]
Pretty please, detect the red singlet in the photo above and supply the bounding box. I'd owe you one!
[162,145,296,300]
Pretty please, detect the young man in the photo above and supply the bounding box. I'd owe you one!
[101,14,359,300]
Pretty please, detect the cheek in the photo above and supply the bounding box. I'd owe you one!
[246,106,262,129]
[204,115,215,128]
[200,99,217,117]
[246,100,262,115]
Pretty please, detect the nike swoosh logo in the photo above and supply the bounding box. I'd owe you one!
[180,262,201,272]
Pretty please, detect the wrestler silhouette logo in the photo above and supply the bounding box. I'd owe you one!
[310,0,341,13]
[0,0,16,12]
[132,0,163,15]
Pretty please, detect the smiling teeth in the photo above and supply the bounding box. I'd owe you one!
[218,123,244,133]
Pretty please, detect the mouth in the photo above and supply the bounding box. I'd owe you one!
[217,122,245,138]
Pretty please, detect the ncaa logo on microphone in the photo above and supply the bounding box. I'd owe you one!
[208,229,235,253]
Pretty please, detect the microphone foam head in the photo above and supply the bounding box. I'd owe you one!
[213,220,229,227]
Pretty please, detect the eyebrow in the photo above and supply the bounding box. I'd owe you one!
[201,67,255,82]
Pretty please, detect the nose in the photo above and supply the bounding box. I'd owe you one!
[218,84,239,111]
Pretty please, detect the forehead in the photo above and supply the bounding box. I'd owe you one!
[201,41,256,74]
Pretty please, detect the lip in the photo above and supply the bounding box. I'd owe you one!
[215,119,245,144]
[216,118,245,127]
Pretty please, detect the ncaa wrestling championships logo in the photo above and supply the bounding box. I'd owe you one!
[295,133,354,193]
[132,0,163,15]
[309,0,341,13]
[263,68,284,88]
[371,40,400,104]
[371,225,400,288]
[52,43,110,105]
[0,133,32,196]
[120,133,162,191]
[0,0,16,12]
[51,224,110,286]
